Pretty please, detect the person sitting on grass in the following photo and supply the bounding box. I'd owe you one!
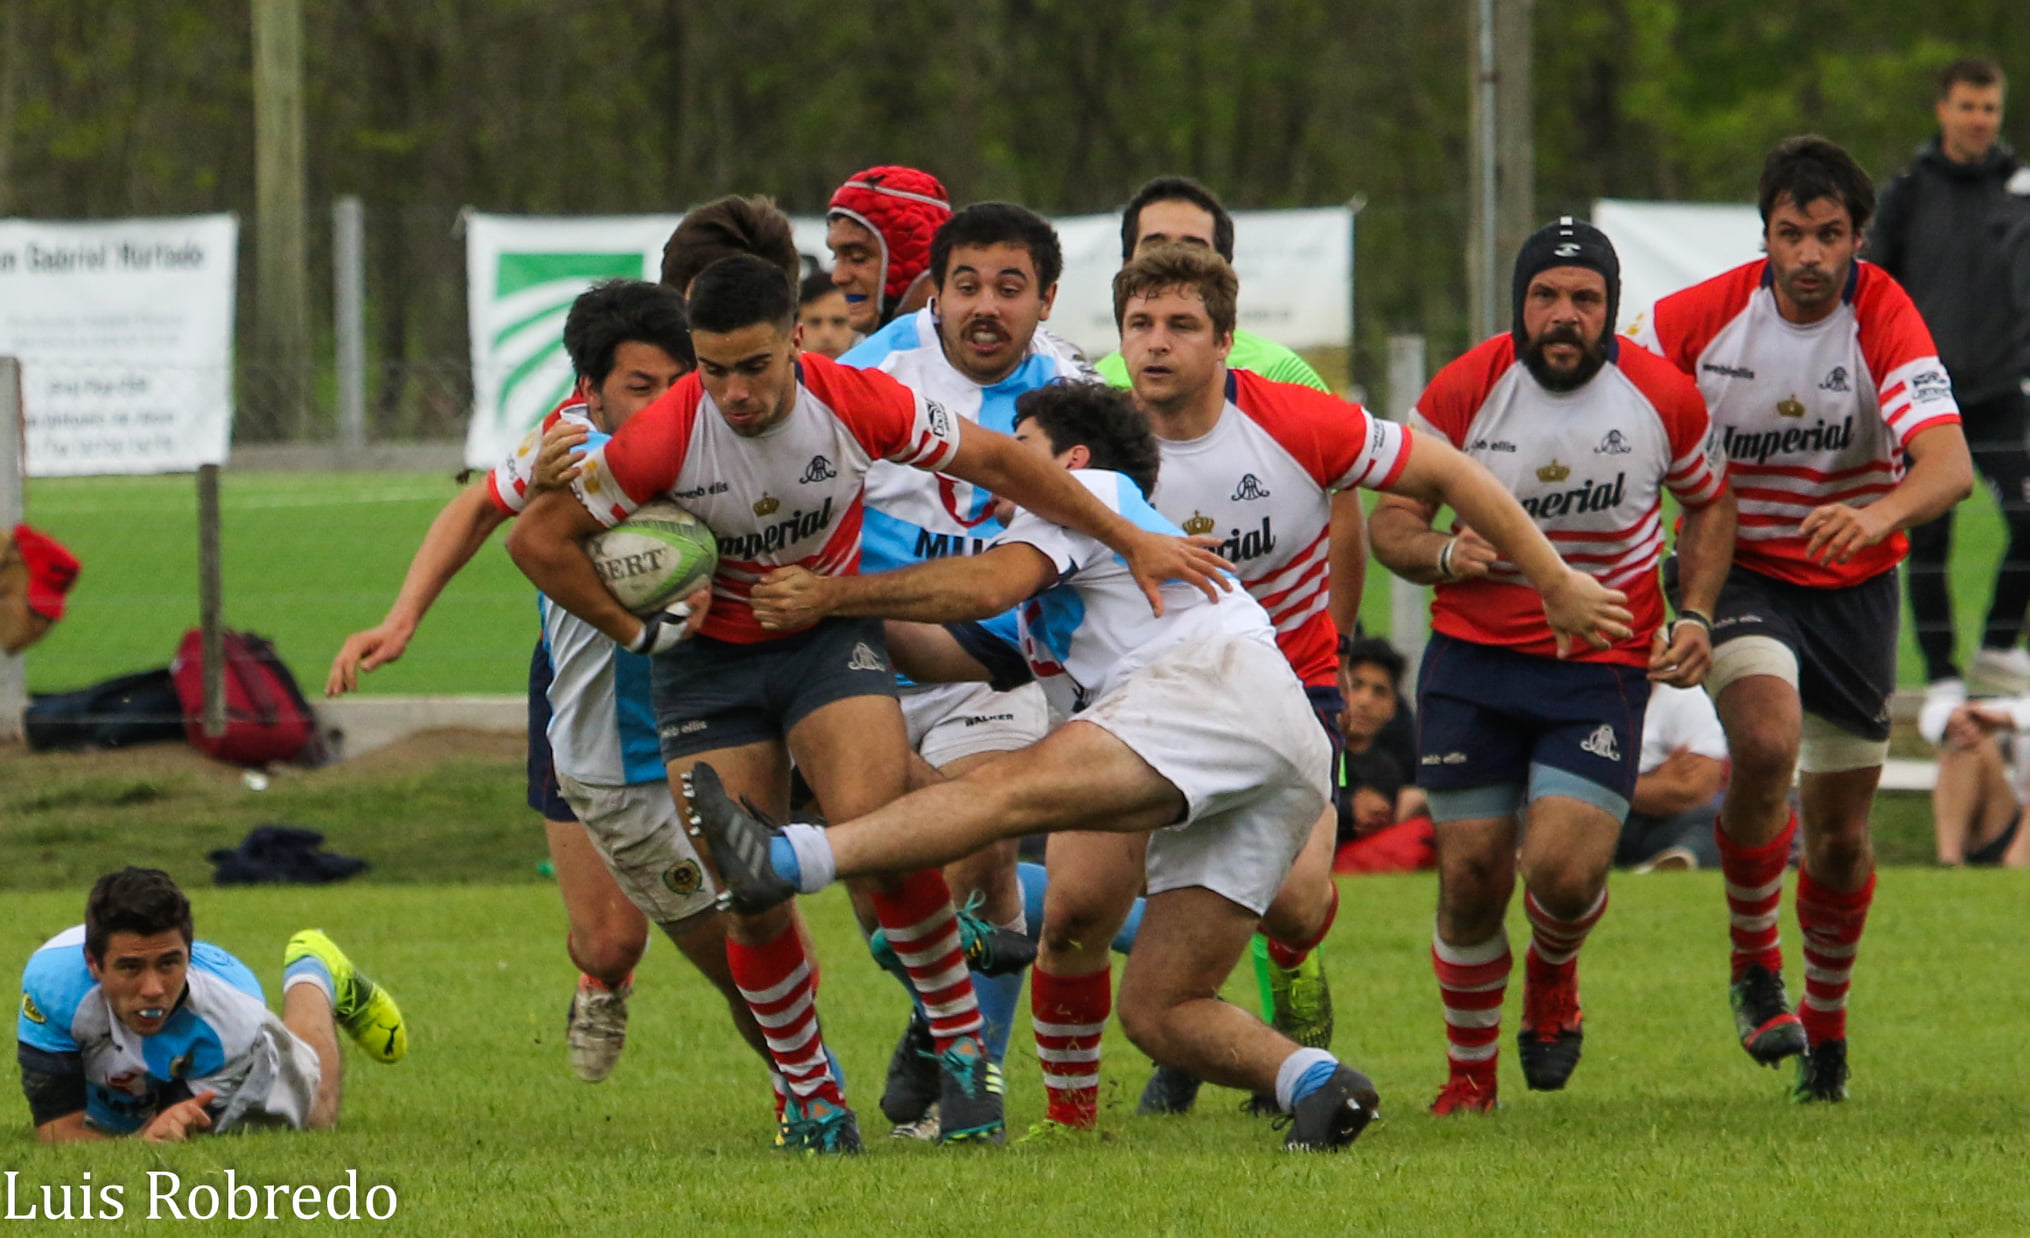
[16,867,406,1142]
[1920,684,2030,867]
[1615,684,1730,872]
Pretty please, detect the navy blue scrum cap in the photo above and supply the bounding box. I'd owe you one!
[1512,216,1620,347]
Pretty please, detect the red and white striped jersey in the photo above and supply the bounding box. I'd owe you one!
[1411,336,1724,666]
[1148,370,1410,687]
[486,397,592,516]
[1630,259,1960,588]
[570,355,961,643]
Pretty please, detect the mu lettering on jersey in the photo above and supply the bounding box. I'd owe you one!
[1150,370,1410,687]
[571,356,960,643]
[1411,335,1724,665]
[1631,259,1960,588]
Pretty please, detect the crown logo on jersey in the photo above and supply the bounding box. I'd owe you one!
[1183,510,1217,536]
[1537,458,1571,484]
[753,492,781,517]
[1777,395,1807,419]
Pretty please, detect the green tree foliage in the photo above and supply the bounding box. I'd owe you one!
[0,0,2023,432]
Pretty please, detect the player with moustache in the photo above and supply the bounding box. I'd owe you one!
[506,254,1229,1151]
[1632,136,1973,1103]
[838,201,1094,1137]
[1372,218,1734,1114]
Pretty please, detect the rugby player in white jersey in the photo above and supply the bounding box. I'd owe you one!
[840,201,1091,1137]
[506,254,1230,1151]
[19,868,405,1142]
[1632,137,1973,1103]
[693,376,1631,1148]
[1372,219,1735,1114]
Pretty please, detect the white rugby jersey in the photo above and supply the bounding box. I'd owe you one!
[487,397,593,516]
[1631,259,1960,588]
[1411,335,1724,666]
[994,468,1276,716]
[573,355,961,643]
[846,309,1094,571]
[1151,370,1409,688]
[17,928,295,1135]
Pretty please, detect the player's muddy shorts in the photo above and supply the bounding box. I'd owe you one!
[650,617,897,761]
[557,774,721,926]
[1415,632,1651,824]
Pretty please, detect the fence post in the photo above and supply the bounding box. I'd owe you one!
[198,463,225,739]
[334,195,366,459]
[0,357,23,742]
[1385,334,1429,690]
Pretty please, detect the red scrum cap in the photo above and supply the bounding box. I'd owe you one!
[827,166,952,323]
[13,524,80,620]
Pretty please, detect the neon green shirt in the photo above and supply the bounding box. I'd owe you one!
[1094,328,1330,393]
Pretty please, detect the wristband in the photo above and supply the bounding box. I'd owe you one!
[1435,537,1459,582]
[1675,608,1713,634]
[626,601,695,656]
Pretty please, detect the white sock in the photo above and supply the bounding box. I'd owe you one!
[283,971,335,1006]
[782,822,836,894]
[1275,1046,1339,1113]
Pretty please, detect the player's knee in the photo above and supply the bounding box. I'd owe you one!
[569,928,646,981]
[1727,722,1798,789]
[1523,865,1605,920]
[1039,908,1116,969]
[1114,988,1169,1058]
[1805,823,1872,881]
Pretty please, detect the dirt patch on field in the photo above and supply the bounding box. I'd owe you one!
[0,727,521,791]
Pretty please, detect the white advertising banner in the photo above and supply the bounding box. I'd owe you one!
[463,207,1353,467]
[1593,198,1763,339]
[0,215,238,477]
[464,212,829,469]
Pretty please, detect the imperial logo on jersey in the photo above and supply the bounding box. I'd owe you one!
[1631,258,1962,588]
[1411,334,1723,665]
[571,355,960,644]
[1150,370,1410,688]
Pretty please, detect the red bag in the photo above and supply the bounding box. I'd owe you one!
[171,629,316,766]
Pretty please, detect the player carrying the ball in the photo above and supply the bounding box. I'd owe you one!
[507,253,1231,1151]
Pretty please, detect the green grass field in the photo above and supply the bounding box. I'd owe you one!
[15,466,2017,697]
[0,869,2024,1236]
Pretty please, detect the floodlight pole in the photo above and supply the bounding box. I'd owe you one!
[0,357,24,743]
[1468,0,1534,341]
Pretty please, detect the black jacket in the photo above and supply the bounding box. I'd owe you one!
[1869,136,2030,406]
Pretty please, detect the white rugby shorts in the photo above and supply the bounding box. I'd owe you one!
[902,680,1051,769]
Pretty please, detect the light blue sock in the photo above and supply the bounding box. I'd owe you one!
[283,955,334,1005]
[1113,895,1145,955]
[972,968,1025,1065]
[768,836,801,887]
[1276,1048,1341,1112]
[773,823,835,893]
[1017,859,1145,953]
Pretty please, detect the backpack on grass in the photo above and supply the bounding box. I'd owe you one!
[170,628,319,767]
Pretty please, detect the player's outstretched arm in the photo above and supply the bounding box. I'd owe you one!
[1382,428,1633,656]
[751,547,1057,631]
[1801,422,1972,566]
[137,1090,217,1144]
[1650,486,1736,686]
[883,620,993,686]
[938,422,1232,615]
[325,482,511,696]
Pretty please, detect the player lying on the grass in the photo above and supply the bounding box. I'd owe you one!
[17,868,405,1143]
[324,277,780,1092]
[508,255,1231,1152]
[840,201,1095,1138]
[1372,218,1734,1115]
[684,380,1631,1150]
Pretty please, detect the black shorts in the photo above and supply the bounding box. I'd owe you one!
[525,639,576,823]
[1696,562,1899,742]
[650,617,898,762]
[1305,683,1349,813]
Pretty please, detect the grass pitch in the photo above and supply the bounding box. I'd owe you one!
[16,466,2016,696]
[0,869,2024,1236]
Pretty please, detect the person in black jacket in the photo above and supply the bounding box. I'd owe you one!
[1871,57,2030,700]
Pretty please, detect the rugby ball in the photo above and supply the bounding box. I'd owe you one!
[584,500,718,617]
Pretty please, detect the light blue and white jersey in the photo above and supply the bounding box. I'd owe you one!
[844,309,1094,573]
[993,469,1275,716]
[539,427,665,787]
[17,927,280,1134]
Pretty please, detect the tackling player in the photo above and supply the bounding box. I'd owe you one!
[840,201,1092,1138]
[1371,218,1734,1114]
[1632,136,1973,1102]
[505,254,1229,1151]
[18,868,405,1142]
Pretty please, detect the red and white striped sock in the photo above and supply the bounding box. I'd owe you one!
[1523,887,1607,979]
[1032,965,1109,1128]
[870,868,983,1051]
[1795,867,1874,1047]
[1266,883,1339,970]
[1433,926,1510,1085]
[1716,811,1796,980]
[726,924,843,1108]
